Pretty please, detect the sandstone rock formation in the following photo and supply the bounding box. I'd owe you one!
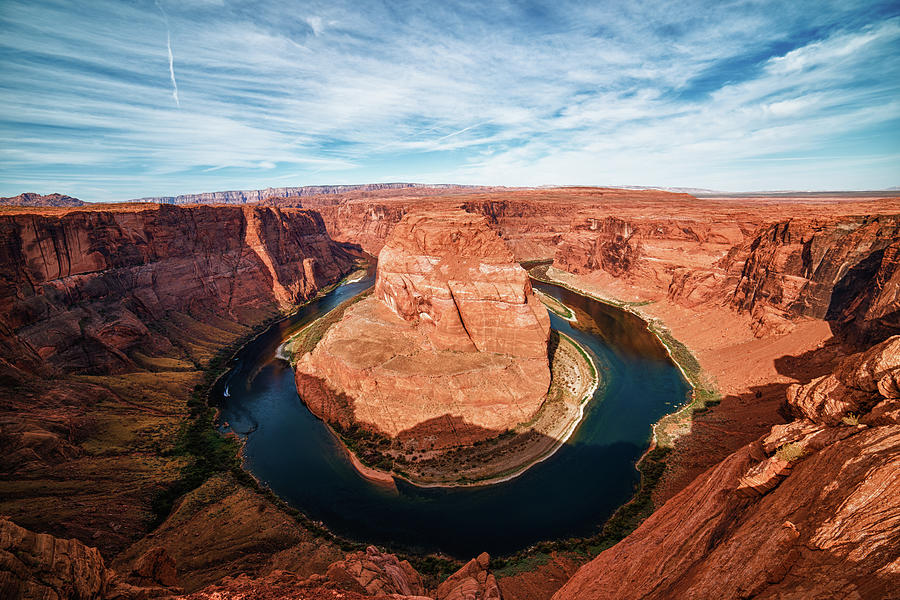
[375,211,550,358]
[310,189,899,344]
[1,513,506,600]
[552,336,900,600]
[0,203,355,559]
[2,187,899,600]
[435,552,501,600]
[296,209,551,449]
[0,516,111,599]
[787,335,900,425]
[727,216,900,340]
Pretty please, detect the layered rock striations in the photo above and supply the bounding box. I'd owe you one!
[1,513,505,600]
[0,203,354,558]
[296,209,551,449]
[0,204,353,375]
[552,336,900,600]
[375,211,550,358]
[726,215,900,340]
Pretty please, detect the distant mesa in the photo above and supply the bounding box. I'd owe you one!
[0,192,85,207]
[130,182,483,205]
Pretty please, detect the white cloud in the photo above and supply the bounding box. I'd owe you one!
[0,1,898,200]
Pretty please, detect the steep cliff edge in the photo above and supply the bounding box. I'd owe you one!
[295,209,552,459]
[0,204,353,375]
[375,211,550,358]
[552,337,900,600]
[725,216,900,341]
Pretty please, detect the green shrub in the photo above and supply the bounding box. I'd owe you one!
[841,413,859,426]
[775,442,805,462]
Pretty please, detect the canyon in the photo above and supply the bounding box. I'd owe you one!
[1,187,899,599]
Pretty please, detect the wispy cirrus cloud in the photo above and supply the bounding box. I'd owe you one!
[0,0,898,200]
[154,0,180,107]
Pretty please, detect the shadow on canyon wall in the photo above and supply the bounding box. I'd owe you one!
[659,338,848,505]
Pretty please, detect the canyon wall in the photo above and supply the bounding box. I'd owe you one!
[549,206,900,342]
[0,204,354,376]
[312,190,899,344]
[2,188,898,600]
[725,216,900,341]
[375,210,550,357]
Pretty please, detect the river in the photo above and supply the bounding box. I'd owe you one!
[214,269,690,558]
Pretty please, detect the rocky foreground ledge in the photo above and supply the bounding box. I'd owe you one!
[0,515,501,599]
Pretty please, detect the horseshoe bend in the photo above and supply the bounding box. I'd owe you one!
[292,209,603,485]
[3,2,900,596]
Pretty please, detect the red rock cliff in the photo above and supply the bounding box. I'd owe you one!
[0,204,353,375]
[726,215,900,341]
[375,210,550,357]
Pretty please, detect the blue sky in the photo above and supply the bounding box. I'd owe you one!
[1,0,899,201]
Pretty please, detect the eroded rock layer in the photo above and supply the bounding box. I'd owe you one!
[375,211,550,358]
[296,209,551,448]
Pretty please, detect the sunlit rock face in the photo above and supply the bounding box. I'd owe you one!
[0,204,354,376]
[296,209,551,449]
[375,210,551,358]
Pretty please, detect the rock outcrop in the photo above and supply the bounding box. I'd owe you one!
[0,204,353,375]
[436,552,501,600]
[552,336,900,600]
[296,209,551,449]
[375,211,550,358]
[0,513,504,600]
[324,546,425,596]
[0,516,111,599]
[787,335,900,425]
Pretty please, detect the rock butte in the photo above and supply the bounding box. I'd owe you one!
[1,187,899,599]
[295,209,552,449]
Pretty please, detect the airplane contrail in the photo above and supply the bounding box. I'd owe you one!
[155,0,179,107]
